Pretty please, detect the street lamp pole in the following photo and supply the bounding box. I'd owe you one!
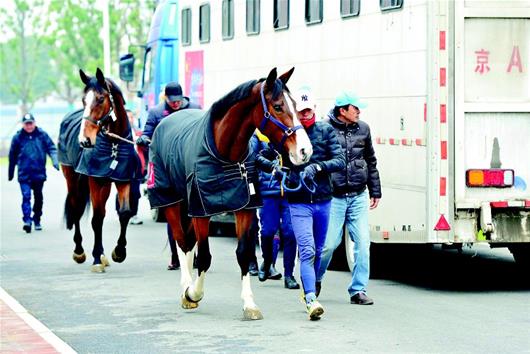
[102,0,111,76]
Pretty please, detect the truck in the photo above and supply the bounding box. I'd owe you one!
[121,0,530,267]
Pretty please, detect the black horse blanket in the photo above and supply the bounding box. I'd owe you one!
[58,109,141,181]
[147,109,261,217]
[57,109,83,166]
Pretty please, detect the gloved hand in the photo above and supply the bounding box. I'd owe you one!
[53,161,60,171]
[272,165,287,181]
[302,163,320,181]
[136,135,151,146]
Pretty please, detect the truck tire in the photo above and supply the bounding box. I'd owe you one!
[151,208,166,222]
[508,244,530,267]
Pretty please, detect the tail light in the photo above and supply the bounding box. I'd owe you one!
[466,169,514,187]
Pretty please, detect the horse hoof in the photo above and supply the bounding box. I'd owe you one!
[91,264,106,273]
[72,252,86,264]
[181,295,199,310]
[112,248,126,263]
[100,255,110,267]
[243,307,263,320]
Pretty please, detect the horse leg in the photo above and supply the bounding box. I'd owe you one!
[185,217,211,305]
[88,177,111,273]
[62,166,87,264]
[113,182,133,263]
[235,209,263,320]
[164,204,200,309]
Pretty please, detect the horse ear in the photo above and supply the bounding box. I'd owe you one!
[95,68,107,88]
[265,68,278,91]
[79,69,90,86]
[278,67,295,85]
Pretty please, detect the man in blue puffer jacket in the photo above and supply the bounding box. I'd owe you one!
[8,113,59,233]
[250,131,300,290]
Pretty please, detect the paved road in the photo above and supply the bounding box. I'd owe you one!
[1,167,529,353]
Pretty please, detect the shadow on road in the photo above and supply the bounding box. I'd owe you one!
[369,244,530,292]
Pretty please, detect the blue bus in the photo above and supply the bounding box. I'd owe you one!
[119,0,180,127]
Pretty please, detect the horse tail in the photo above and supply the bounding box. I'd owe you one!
[64,173,91,230]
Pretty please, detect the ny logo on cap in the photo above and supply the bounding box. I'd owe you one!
[301,94,308,102]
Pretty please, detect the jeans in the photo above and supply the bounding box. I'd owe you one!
[258,196,297,277]
[317,190,370,296]
[20,180,44,224]
[289,201,331,295]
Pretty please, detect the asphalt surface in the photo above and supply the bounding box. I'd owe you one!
[1,166,529,353]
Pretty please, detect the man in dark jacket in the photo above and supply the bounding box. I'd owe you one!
[316,91,381,305]
[136,82,200,270]
[8,113,59,233]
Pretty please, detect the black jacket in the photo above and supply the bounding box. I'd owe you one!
[142,98,200,138]
[9,127,58,183]
[325,111,381,198]
[281,121,346,204]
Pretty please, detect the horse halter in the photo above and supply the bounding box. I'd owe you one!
[83,81,117,129]
[258,82,303,148]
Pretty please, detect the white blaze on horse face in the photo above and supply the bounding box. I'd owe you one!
[283,93,313,165]
[79,90,94,144]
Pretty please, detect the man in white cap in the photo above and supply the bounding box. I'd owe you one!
[317,91,381,305]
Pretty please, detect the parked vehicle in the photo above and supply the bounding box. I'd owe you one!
[121,0,530,265]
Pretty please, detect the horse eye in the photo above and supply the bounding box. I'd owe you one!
[273,104,283,112]
[97,97,105,104]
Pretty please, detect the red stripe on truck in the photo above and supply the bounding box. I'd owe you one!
[526,200,530,208]
[440,31,446,50]
[440,68,446,87]
[490,201,509,208]
[441,141,447,160]
[440,177,446,196]
[440,104,447,123]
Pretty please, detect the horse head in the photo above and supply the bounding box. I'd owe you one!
[254,68,312,165]
[78,68,125,148]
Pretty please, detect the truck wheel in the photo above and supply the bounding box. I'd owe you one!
[508,244,530,267]
[151,208,166,222]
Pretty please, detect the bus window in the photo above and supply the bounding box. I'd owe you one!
[200,3,211,43]
[273,0,289,30]
[380,0,403,11]
[222,0,234,40]
[305,0,323,25]
[182,8,192,46]
[341,0,360,18]
[246,0,260,35]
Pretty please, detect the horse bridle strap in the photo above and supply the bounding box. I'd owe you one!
[258,82,303,147]
[83,106,114,127]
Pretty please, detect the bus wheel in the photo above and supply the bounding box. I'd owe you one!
[508,244,530,267]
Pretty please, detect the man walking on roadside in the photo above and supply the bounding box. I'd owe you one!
[317,91,381,305]
[8,113,59,233]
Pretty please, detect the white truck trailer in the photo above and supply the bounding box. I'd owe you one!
[173,0,529,265]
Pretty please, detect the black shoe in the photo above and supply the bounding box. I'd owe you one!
[316,281,322,298]
[34,223,42,231]
[167,263,180,270]
[23,222,31,233]
[258,263,270,282]
[350,292,374,305]
[284,276,300,289]
[268,265,282,280]
[248,261,258,276]
[168,254,180,270]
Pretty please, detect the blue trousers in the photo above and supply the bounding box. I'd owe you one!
[317,191,370,296]
[258,196,297,277]
[289,201,331,295]
[20,180,44,224]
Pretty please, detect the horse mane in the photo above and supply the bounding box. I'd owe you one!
[209,80,257,121]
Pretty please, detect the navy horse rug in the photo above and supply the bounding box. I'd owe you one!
[58,109,141,182]
[147,83,262,217]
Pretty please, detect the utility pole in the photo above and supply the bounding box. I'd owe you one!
[102,0,111,76]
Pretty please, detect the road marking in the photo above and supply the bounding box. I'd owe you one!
[0,287,77,354]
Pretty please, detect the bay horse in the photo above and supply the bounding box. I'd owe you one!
[148,68,312,319]
[58,68,140,273]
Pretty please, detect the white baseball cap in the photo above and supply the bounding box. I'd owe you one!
[294,87,315,112]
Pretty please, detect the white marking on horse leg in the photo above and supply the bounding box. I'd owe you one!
[177,247,192,293]
[79,91,94,144]
[241,274,258,310]
[188,271,206,302]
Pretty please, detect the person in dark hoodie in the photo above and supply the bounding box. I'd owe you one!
[281,86,345,320]
[8,113,59,233]
[136,82,200,270]
[316,91,381,306]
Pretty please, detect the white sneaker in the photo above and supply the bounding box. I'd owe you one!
[306,300,324,320]
[129,216,143,225]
